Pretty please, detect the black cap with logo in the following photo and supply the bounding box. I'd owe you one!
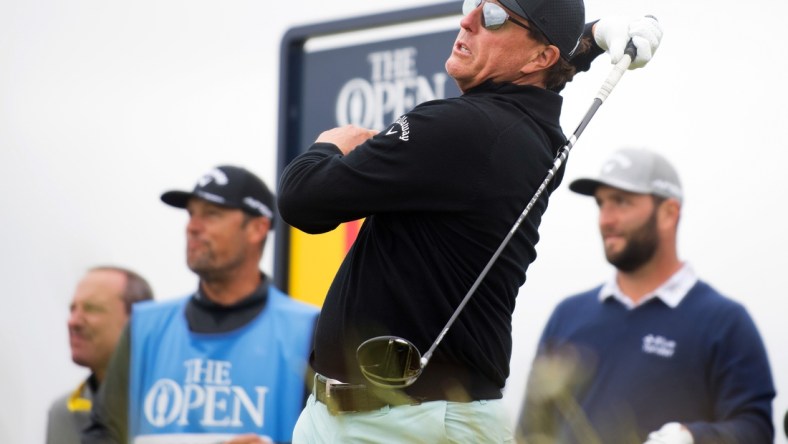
[161,165,275,225]
[498,0,585,60]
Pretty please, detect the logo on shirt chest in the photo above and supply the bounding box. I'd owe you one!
[641,334,676,358]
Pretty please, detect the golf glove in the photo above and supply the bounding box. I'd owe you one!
[594,15,662,69]
[643,422,694,444]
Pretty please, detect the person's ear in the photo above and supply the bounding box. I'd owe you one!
[521,44,561,73]
[658,199,681,229]
[246,216,271,244]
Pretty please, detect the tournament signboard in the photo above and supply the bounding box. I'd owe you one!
[275,2,462,306]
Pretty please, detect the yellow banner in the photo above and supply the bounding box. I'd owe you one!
[288,220,361,307]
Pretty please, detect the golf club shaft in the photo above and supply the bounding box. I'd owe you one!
[420,42,638,367]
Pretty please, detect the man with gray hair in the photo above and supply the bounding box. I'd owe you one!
[516,148,775,443]
[47,266,153,444]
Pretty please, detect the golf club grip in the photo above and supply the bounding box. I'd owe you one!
[624,40,637,60]
[601,13,660,100]
[622,14,658,61]
[596,40,636,102]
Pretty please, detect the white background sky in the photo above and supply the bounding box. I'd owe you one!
[2,0,786,443]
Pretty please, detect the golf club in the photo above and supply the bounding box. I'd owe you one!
[357,40,642,390]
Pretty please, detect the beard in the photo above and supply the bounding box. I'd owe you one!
[605,208,659,272]
[188,257,221,282]
[187,245,244,283]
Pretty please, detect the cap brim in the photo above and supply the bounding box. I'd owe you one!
[568,178,604,196]
[569,177,654,196]
[160,190,193,208]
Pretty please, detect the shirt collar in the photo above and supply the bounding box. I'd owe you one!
[193,272,269,310]
[598,263,698,309]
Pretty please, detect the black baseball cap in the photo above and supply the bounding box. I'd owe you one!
[498,0,585,60]
[161,165,276,224]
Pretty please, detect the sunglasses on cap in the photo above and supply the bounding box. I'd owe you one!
[462,0,533,32]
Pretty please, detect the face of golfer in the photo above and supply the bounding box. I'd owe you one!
[594,186,661,272]
[185,198,264,281]
[445,0,549,92]
[68,269,128,378]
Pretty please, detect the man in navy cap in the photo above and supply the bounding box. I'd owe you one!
[278,0,663,440]
[83,165,319,444]
[517,148,775,443]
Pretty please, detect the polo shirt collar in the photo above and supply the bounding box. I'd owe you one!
[598,263,698,309]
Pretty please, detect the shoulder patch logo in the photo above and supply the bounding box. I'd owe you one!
[385,115,410,142]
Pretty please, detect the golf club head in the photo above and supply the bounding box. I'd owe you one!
[357,336,423,389]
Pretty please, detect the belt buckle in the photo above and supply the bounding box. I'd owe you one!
[317,375,351,415]
[324,377,340,399]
